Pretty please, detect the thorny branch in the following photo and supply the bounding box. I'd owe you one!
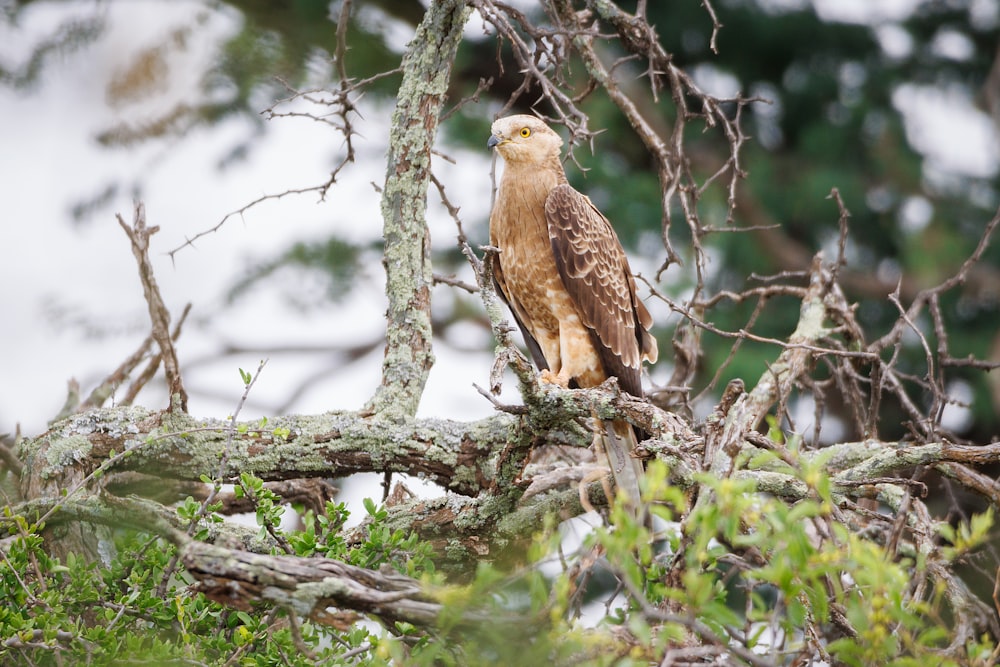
[166,13,400,259]
[15,245,1000,644]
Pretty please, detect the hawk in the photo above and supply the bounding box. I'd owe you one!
[487,115,658,517]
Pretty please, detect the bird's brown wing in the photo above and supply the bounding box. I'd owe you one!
[491,252,550,372]
[545,184,654,398]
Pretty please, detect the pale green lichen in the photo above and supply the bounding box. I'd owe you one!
[444,538,474,563]
[790,292,830,343]
[42,434,92,478]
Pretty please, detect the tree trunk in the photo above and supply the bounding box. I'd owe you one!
[367,0,472,419]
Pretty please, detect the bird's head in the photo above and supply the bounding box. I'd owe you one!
[487,115,563,164]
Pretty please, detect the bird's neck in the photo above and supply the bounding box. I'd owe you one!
[498,156,567,193]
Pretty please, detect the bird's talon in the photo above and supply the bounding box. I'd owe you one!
[538,369,571,387]
[538,369,558,385]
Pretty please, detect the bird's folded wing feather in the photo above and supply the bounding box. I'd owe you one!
[544,184,648,397]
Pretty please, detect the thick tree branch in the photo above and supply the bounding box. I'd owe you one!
[698,254,833,478]
[23,408,537,498]
[182,540,445,627]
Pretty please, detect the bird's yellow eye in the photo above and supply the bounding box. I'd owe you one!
[519,127,531,138]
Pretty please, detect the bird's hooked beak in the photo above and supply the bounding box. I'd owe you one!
[487,133,505,149]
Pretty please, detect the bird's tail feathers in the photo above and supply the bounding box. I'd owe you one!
[601,419,645,523]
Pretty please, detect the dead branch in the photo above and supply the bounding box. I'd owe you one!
[116,202,188,412]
